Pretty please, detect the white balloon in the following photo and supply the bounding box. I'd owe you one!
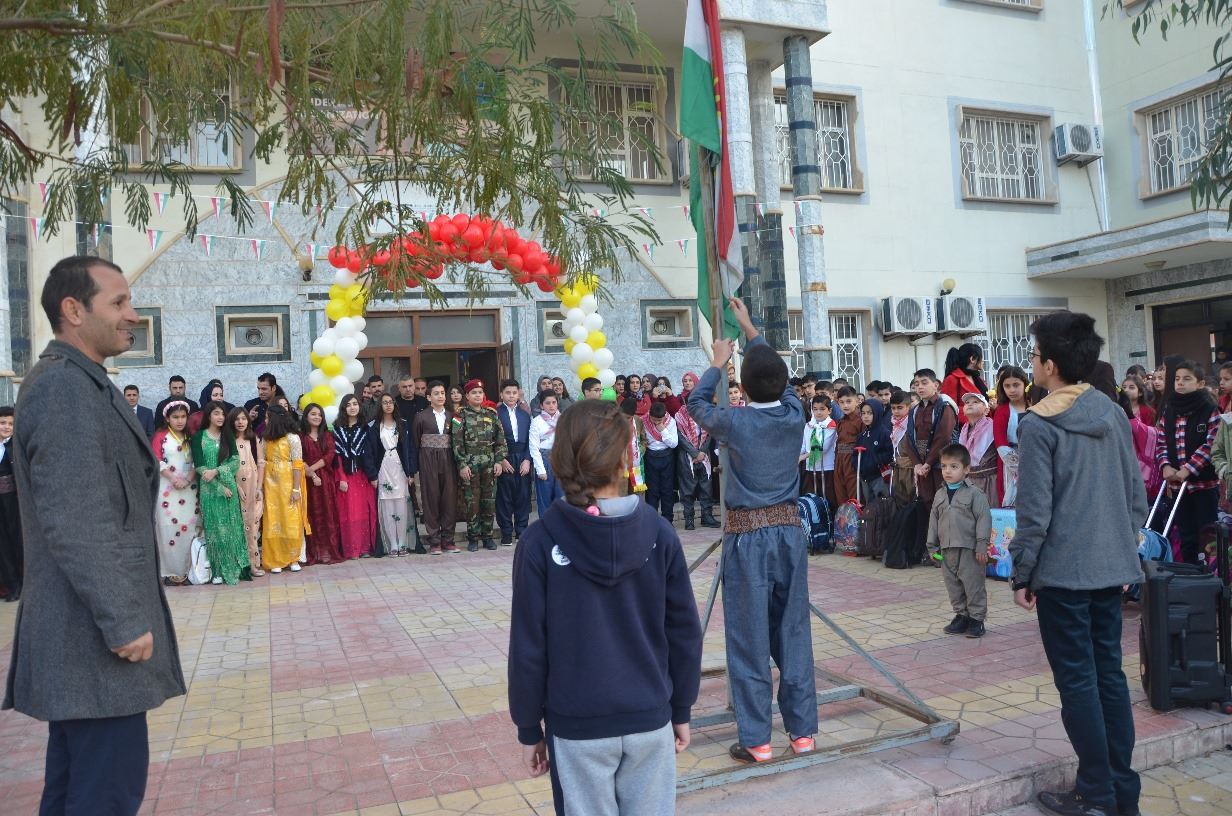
[570,342,594,364]
[354,332,368,351]
[334,269,355,286]
[344,359,365,382]
[352,316,366,331]
[321,326,338,341]
[323,405,339,425]
[579,294,598,315]
[593,347,614,370]
[598,368,616,387]
[334,337,359,361]
[329,375,353,396]
[308,369,327,388]
[569,356,581,372]
[569,324,589,344]
[583,312,604,332]
[334,317,356,337]
[312,336,335,358]
[565,308,586,327]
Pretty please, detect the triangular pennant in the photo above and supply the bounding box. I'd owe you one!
[210,197,223,218]
[419,211,428,222]
[754,202,763,217]
[642,243,654,260]
[677,239,689,254]
[261,200,277,223]
[788,226,796,239]
[251,238,264,260]
[793,200,802,215]
[153,191,169,214]
[147,229,163,252]
[682,204,690,219]
[200,234,215,257]
[37,182,51,204]
[306,242,317,261]
[29,217,44,242]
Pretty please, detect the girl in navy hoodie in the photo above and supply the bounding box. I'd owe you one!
[508,399,703,816]
[857,398,894,500]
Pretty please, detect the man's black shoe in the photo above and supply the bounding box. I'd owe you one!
[1037,790,1113,816]
[467,541,479,552]
[1118,806,1140,816]
[500,536,512,546]
[943,615,969,635]
[483,539,498,550]
[965,620,985,638]
[700,514,721,528]
[413,544,428,555]
[684,518,696,531]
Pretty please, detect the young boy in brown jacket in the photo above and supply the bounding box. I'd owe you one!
[926,443,992,638]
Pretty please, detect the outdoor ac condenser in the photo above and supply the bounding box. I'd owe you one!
[879,297,937,337]
[1054,123,1103,166]
[937,295,988,336]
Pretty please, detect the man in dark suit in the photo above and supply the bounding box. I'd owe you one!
[243,371,279,433]
[4,256,186,814]
[123,384,156,439]
[495,378,532,546]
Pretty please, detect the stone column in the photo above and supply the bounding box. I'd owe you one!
[719,28,762,333]
[747,58,788,351]
[783,34,832,376]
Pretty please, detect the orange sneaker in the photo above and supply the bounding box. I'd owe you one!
[790,735,815,754]
[729,743,773,763]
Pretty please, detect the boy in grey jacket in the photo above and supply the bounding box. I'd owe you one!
[1010,312,1147,816]
[926,444,992,638]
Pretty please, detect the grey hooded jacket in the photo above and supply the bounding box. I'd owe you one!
[1009,384,1148,592]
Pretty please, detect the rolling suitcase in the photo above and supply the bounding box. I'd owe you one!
[884,477,925,570]
[1139,520,1232,714]
[1125,486,1180,602]
[858,474,895,559]
[833,447,866,557]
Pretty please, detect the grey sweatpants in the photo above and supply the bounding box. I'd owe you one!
[942,547,988,622]
[550,721,676,816]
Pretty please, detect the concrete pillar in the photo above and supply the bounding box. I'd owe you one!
[783,34,833,376]
[719,28,762,333]
[747,59,787,348]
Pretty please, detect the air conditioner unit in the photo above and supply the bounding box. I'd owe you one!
[1054,123,1103,166]
[880,297,937,337]
[543,312,567,346]
[937,295,988,336]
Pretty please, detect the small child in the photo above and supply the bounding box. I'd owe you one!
[688,296,817,764]
[889,391,915,505]
[727,381,746,408]
[958,393,998,504]
[0,406,22,602]
[1155,360,1222,565]
[643,402,679,523]
[496,379,533,545]
[832,386,863,505]
[856,399,893,500]
[509,400,702,816]
[620,397,648,494]
[799,394,836,502]
[926,443,992,638]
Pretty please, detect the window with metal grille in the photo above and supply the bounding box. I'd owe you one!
[787,310,865,389]
[971,311,1051,373]
[774,94,858,191]
[124,88,240,171]
[1143,87,1225,195]
[575,79,667,183]
[959,111,1048,202]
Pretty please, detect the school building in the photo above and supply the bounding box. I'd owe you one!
[1,0,1227,404]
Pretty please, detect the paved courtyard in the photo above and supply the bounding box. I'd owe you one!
[1,526,1230,815]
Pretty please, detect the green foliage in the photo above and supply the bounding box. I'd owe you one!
[1105,0,1232,222]
[0,0,663,301]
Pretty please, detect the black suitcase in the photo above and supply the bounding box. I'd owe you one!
[1139,520,1232,713]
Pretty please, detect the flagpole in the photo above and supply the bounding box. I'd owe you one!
[697,145,730,531]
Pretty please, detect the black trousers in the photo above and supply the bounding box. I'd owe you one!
[496,450,532,540]
[1174,486,1218,565]
[644,449,677,521]
[41,712,149,816]
[0,491,22,595]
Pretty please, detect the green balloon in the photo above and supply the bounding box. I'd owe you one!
[601,386,618,401]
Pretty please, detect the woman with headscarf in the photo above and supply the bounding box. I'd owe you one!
[188,380,235,435]
[855,397,893,500]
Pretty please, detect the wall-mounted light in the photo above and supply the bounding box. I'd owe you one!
[1144,260,1166,271]
[939,277,957,296]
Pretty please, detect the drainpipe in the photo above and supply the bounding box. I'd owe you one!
[720,28,764,334]
[1083,0,1110,232]
[748,59,783,343]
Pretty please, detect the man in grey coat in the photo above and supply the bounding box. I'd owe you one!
[1010,311,1147,816]
[3,256,186,815]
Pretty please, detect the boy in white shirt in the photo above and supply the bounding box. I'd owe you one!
[644,402,679,523]
[529,390,565,514]
[799,394,837,504]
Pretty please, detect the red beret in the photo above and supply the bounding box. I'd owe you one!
[463,379,484,394]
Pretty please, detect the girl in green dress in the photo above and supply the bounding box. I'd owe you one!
[192,400,250,585]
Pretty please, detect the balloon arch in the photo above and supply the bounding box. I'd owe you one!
[302,213,616,422]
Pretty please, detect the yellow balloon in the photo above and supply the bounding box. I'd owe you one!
[348,296,367,317]
[328,283,346,301]
[309,351,323,368]
[563,338,576,354]
[299,393,313,410]
[325,298,348,321]
[586,330,606,350]
[344,283,364,304]
[577,362,599,380]
[579,272,600,291]
[559,287,582,309]
[320,354,343,377]
[310,385,335,406]
[573,281,593,298]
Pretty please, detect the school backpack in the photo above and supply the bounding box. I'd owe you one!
[1126,487,1179,602]
[797,494,833,554]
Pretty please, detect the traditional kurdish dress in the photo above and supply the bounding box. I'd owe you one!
[627,415,647,494]
[413,409,457,550]
[153,427,201,580]
[192,430,249,584]
[262,434,310,571]
[334,423,377,559]
[377,421,412,555]
[302,430,344,565]
[235,436,265,574]
[959,415,998,504]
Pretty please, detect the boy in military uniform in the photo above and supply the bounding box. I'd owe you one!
[452,379,508,551]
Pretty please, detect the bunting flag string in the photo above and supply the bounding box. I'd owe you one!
[200,234,215,257]
[676,239,688,254]
[153,192,170,214]
[147,229,163,252]
[210,197,223,218]
[261,200,277,223]
[30,217,44,242]
[251,238,265,260]
[38,182,52,205]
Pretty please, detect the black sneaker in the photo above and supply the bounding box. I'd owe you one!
[684,519,696,531]
[965,620,985,638]
[467,541,479,552]
[1037,790,1114,816]
[1118,806,1140,816]
[943,615,969,635]
[483,539,498,550]
[500,536,512,546]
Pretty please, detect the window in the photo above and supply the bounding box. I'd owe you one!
[125,87,241,171]
[115,308,162,367]
[538,304,568,354]
[972,311,1052,372]
[642,302,698,348]
[4,199,31,376]
[787,310,867,389]
[418,314,497,345]
[574,78,668,183]
[774,94,861,192]
[215,306,291,363]
[1140,86,1226,196]
[959,109,1050,202]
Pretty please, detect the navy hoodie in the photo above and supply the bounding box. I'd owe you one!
[856,398,894,480]
[507,498,703,745]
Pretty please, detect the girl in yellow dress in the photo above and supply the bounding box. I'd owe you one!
[261,405,310,573]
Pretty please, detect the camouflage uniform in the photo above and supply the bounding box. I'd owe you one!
[451,405,508,543]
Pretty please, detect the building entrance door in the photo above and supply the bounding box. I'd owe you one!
[1153,295,1232,370]
[357,310,503,399]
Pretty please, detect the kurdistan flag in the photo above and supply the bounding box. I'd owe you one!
[680,0,742,339]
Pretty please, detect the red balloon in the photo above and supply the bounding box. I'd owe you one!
[439,222,459,243]
[371,248,391,267]
[428,221,442,242]
[468,247,489,264]
[462,225,484,248]
[327,246,347,268]
[522,252,543,274]
[513,270,534,285]
[451,213,471,233]
[490,257,506,271]
[536,278,556,293]
[424,263,445,280]
[345,251,363,273]
[506,235,525,256]
[506,252,525,271]
[545,260,561,279]
[407,274,421,288]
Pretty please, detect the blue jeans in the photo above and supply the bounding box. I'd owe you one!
[41,712,149,815]
[534,449,564,514]
[1036,586,1140,812]
[722,523,817,747]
